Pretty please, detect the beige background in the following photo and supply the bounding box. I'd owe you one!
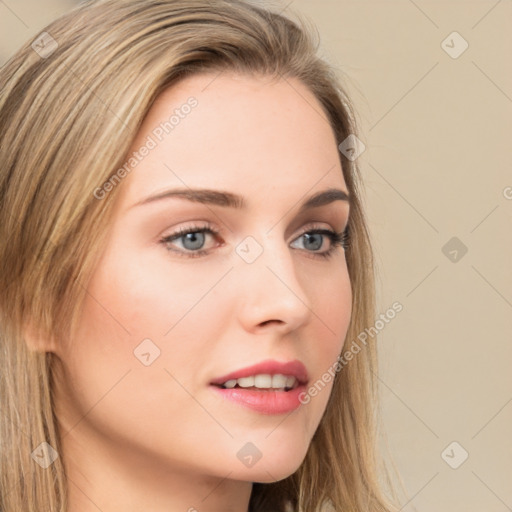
[1,1,511,510]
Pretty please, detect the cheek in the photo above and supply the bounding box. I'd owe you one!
[54,254,230,463]
[64,239,235,397]
[309,258,352,353]
[83,239,232,340]
[320,268,352,339]
[294,259,352,428]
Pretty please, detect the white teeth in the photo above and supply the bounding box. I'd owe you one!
[221,373,298,390]
[237,376,255,387]
[272,374,288,388]
[285,376,295,389]
[254,374,272,388]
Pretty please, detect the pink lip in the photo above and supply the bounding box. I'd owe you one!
[210,385,308,415]
[209,359,309,386]
[209,359,309,415]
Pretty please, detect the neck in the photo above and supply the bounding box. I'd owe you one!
[59,425,253,512]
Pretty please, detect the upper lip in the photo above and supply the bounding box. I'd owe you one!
[210,359,309,386]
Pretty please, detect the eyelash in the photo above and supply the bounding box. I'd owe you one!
[159,222,350,260]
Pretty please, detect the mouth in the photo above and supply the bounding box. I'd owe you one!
[209,359,309,415]
[211,373,301,392]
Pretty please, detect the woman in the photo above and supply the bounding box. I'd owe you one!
[0,1,400,510]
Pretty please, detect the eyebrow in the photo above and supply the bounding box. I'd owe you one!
[133,186,350,213]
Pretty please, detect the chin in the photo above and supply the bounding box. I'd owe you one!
[229,440,310,483]
[235,459,304,484]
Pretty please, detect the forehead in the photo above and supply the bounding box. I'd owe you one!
[118,72,347,211]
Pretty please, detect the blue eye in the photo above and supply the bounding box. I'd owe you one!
[160,224,217,258]
[175,231,207,251]
[160,223,349,259]
[291,229,349,259]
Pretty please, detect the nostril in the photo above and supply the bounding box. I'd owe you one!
[259,319,283,327]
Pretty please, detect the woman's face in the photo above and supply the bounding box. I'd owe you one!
[52,72,352,485]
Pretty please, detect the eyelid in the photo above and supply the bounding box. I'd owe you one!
[294,221,343,235]
[160,222,220,246]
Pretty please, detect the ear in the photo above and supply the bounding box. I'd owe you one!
[23,321,58,354]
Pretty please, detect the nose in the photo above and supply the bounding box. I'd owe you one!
[234,234,312,334]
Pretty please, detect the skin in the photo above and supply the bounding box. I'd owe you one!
[47,72,352,512]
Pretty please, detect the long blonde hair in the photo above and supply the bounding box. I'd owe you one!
[0,1,400,510]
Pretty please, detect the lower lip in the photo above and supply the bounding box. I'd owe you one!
[210,384,307,415]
